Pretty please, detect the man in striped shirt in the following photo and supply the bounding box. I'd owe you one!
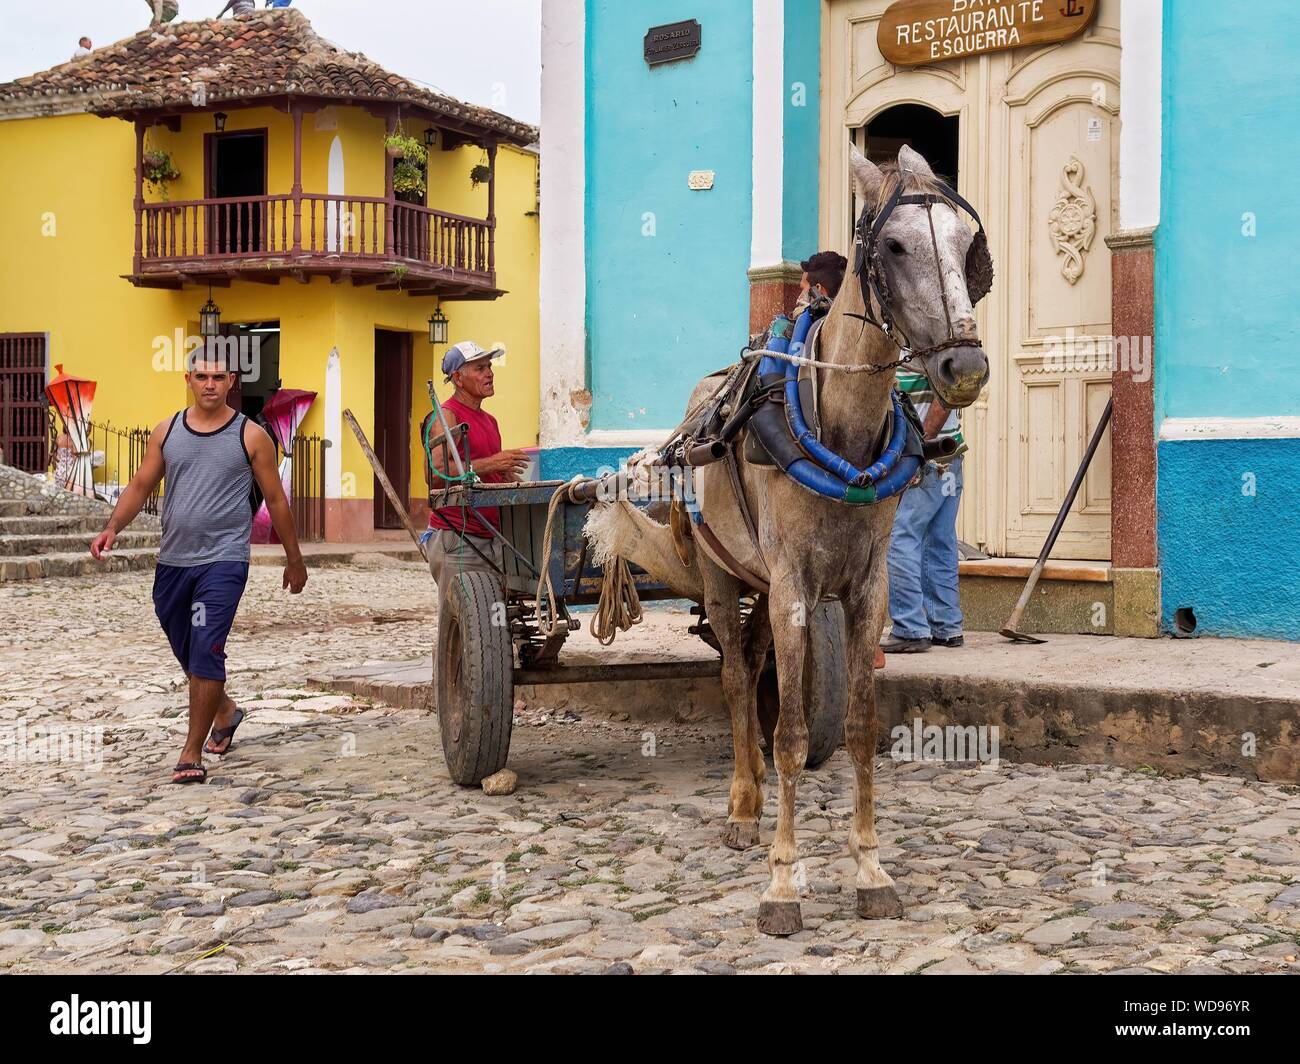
[882,367,966,653]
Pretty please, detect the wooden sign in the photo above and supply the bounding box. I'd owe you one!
[644,19,702,67]
[878,0,1099,67]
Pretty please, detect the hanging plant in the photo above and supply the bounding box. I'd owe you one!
[142,148,181,199]
[393,158,426,198]
[383,131,426,165]
[469,163,492,188]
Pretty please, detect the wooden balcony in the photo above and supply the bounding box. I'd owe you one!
[129,192,499,298]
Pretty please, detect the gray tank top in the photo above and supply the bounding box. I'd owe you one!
[158,409,255,567]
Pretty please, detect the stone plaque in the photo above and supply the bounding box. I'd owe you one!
[644,19,702,67]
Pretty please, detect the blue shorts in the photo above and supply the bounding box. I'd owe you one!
[152,561,249,682]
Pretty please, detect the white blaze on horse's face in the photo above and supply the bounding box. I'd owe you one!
[848,143,991,408]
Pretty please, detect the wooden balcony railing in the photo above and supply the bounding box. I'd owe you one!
[392,202,492,275]
[137,193,495,282]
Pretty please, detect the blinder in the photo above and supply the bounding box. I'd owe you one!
[852,176,994,356]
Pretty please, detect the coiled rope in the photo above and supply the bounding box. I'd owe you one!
[535,478,644,647]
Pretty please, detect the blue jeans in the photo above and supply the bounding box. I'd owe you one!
[887,458,963,641]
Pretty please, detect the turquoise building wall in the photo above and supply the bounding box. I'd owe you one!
[781,0,820,265]
[1156,0,1300,639]
[541,0,821,481]
[585,0,753,433]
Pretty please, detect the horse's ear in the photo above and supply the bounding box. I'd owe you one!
[898,144,936,180]
[848,141,884,203]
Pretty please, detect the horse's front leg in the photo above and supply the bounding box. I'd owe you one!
[757,577,809,936]
[702,567,763,851]
[844,567,904,920]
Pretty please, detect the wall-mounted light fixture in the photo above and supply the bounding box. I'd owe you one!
[199,285,222,338]
[214,111,228,132]
[427,306,449,346]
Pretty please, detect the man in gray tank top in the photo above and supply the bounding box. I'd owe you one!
[91,350,308,784]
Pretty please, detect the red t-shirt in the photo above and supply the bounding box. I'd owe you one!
[426,396,504,538]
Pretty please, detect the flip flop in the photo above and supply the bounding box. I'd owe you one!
[205,708,246,755]
[172,762,207,785]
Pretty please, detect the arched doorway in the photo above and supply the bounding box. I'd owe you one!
[849,103,961,245]
[860,103,960,184]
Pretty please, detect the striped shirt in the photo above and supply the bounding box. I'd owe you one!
[896,368,965,463]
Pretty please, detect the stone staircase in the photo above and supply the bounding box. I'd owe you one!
[0,465,162,582]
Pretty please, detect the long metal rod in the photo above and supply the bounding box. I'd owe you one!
[1000,397,1113,644]
[515,660,722,686]
[425,379,467,479]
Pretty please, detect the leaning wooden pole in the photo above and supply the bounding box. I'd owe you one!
[342,408,427,560]
[1000,397,1113,644]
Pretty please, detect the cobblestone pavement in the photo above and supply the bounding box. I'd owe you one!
[2,560,1299,974]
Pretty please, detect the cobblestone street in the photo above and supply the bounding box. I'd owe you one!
[2,560,1299,974]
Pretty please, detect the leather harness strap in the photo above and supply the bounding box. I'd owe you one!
[692,517,770,595]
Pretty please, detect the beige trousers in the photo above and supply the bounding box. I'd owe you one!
[426,528,506,608]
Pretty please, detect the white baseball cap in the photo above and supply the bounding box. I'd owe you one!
[442,340,504,382]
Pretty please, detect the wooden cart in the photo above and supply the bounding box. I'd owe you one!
[429,480,848,784]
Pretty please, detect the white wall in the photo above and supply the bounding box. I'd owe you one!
[1119,0,1162,231]
[539,0,588,449]
[750,0,784,269]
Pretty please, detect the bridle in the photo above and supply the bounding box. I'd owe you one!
[849,172,993,365]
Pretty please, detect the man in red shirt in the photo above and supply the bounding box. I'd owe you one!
[422,341,530,604]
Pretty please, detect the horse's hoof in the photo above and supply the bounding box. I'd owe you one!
[757,900,803,937]
[856,886,904,920]
[722,821,760,850]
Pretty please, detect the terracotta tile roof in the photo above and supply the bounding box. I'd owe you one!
[0,8,536,145]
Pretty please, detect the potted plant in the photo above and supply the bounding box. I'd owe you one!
[142,148,180,198]
[470,163,492,188]
[383,131,425,163]
[393,158,426,199]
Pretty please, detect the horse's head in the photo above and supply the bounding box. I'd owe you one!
[847,142,991,408]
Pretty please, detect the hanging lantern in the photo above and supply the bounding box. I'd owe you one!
[214,111,228,132]
[199,290,222,337]
[424,127,437,148]
[428,306,449,346]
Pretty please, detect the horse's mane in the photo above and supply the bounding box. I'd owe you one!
[871,162,951,212]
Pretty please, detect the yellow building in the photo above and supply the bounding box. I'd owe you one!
[0,8,538,541]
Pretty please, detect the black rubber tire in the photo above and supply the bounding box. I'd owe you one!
[435,570,513,785]
[757,599,847,769]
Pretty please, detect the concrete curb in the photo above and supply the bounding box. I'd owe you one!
[317,648,1300,784]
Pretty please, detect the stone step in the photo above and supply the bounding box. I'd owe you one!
[0,500,26,518]
[0,547,160,582]
[0,514,105,536]
[0,530,160,557]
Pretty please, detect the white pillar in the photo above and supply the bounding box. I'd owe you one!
[750,0,785,269]
[539,0,588,449]
[1119,0,1162,232]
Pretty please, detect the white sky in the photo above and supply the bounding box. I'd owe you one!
[0,0,541,125]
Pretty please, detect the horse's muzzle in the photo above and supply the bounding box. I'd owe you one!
[929,345,989,408]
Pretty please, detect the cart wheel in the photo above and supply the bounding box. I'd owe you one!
[435,571,513,785]
[757,600,846,769]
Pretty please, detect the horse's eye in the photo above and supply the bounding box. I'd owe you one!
[886,239,906,256]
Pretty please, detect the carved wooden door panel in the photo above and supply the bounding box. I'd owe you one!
[821,0,1120,559]
[996,6,1119,559]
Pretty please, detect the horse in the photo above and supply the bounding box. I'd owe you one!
[585,143,991,935]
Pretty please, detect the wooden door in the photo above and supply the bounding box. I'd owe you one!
[821,0,1120,559]
[373,329,413,529]
[206,130,267,255]
[0,333,50,473]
